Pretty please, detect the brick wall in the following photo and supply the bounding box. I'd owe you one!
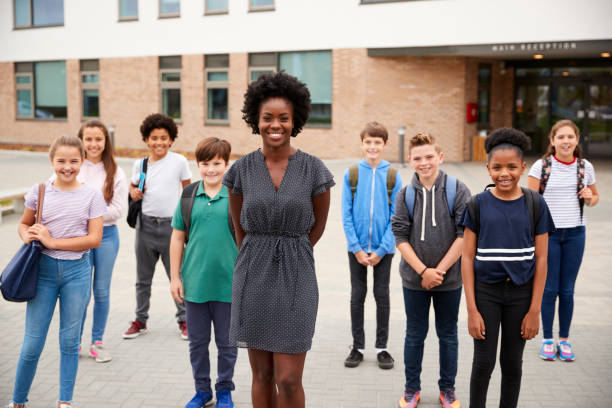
[1,50,515,162]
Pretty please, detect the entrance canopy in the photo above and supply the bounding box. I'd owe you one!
[368,39,612,60]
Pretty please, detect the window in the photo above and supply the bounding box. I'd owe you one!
[159,0,179,17]
[248,51,332,126]
[361,0,414,3]
[15,61,67,119]
[160,56,181,119]
[205,54,229,124]
[81,60,99,119]
[477,64,492,129]
[14,0,64,28]
[205,0,228,14]
[249,0,274,12]
[15,63,33,118]
[248,53,277,82]
[119,0,138,20]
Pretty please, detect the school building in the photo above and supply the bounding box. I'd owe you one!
[1,0,611,161]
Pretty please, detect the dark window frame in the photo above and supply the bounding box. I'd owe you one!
[159,56,182,120]
[477,63,492,130]
[81,59,100,120]
[204,54,230,125]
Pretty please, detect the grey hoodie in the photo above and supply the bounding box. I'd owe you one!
[391,170,471,291]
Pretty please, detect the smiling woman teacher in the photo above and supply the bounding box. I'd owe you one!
[223,71,334,408]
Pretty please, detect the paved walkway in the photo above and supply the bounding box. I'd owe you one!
[0,150,611,407]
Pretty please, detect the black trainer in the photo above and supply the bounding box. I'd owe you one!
[377,350,394,369]
[344,349,363,368]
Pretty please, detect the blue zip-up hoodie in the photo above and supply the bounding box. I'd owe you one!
[342,159,402,258]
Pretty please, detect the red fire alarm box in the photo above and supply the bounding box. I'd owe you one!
[466,102,478,123]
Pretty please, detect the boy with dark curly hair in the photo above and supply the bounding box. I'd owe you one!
[123,113,192,340]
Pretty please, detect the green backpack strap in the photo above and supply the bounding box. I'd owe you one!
[386,167,398,206]
[348,165,359,201]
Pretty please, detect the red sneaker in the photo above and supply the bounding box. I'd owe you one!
[179,321,188,340]
[123,320,147,339]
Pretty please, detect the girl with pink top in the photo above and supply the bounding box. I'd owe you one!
[77,120,128,363]
[9,136,106,408]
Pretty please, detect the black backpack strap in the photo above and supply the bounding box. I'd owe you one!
[577,158,585,220]
[540,157,552,194]
[180,181,199,244]
[521,187,541,240]
[466,194,480,236]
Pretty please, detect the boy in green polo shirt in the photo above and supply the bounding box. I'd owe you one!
[169,137,238,408]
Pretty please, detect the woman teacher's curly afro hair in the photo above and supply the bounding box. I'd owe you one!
[484,127,531,161]
[242,71,311,137]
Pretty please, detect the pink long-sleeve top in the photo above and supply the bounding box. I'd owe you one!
[77,159,128,226]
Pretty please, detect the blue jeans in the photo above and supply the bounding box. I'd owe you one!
[402,286,461,391]
[12,254,91,404]
[81,225,119,343]
[184,300,237,393]
[541,226,586,339]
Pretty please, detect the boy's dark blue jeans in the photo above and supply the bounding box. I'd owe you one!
[402,286,461,391]
[541,226,586,339]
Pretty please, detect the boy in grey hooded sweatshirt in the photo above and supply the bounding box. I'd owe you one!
[392,133,470,408]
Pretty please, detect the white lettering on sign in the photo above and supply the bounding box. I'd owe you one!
[491,42,578,53]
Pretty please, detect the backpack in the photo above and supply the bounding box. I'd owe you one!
[466,186,541,239]
[348,164,398,206]
[180,181,236,244]
[404,174,458,220]
[540,156,585,219]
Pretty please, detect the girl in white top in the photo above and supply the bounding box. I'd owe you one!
[77,120,128,363]
[527,119,599,362]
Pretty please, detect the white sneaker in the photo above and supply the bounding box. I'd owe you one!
[89,341,112,363]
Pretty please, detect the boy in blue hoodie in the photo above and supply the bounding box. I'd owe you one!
[342,121,402,369]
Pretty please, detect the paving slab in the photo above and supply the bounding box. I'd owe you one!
[0,150,611,407]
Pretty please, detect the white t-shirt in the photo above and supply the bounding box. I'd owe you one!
[528,156,596,228]
[131,151,192,218]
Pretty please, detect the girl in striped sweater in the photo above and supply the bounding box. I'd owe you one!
[527,119,599,362]
[9,136,106,408]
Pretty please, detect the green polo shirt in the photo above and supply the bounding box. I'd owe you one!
[172,183,237,303]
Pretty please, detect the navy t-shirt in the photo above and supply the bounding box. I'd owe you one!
[460,190,555,285]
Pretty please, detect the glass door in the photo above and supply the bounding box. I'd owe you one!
[586,84,612,158]
[514,84,549,154]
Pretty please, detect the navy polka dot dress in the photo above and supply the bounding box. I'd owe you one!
[223,149,335,354]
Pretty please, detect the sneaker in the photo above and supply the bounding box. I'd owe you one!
[179,321,188,340]
[344,348,363,368]
[439,389,461,408]
[89,341,112,363]
[398,389,420,408]
[215,389,234,408]
[123,320,147,339]
[185,391,213,408]
[8,403,27,408]
[539,339,556,361]
[558,340,575,362]
[57,402,71,408]
[377,350,394,369]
